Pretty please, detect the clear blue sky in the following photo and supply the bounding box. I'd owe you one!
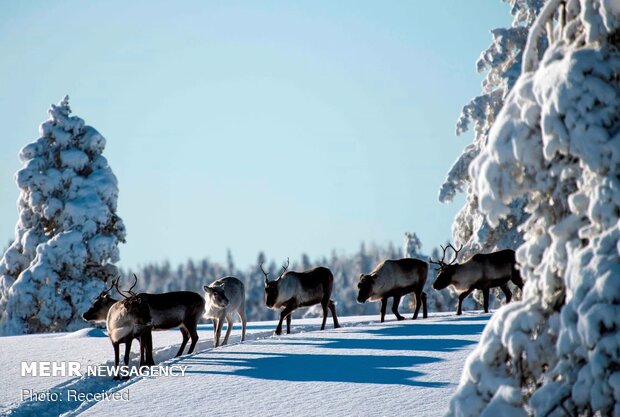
[0,1,511,269]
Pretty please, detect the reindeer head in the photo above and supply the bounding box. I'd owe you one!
[82,277,119,322]
[356,273,375,303]
[429,244,462,290]
[203,285,229,308]
[261,258,289,308]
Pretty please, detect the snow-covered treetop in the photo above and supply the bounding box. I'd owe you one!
[436,1,545,260]
[440,0,545,204]
[0,96,126,334]
[403,232,423,259]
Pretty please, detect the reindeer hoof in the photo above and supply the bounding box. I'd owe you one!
[397,316,405,321]
[274,329,282,336]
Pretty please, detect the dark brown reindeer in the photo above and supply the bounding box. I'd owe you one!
[82,275,206,366]
[430,244,524,315]
[261,259,340,335]
[357,258,428,322]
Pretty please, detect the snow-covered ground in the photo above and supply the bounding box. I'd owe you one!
[1,313,489,417]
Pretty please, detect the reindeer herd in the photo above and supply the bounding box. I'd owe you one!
[82,245,522,378]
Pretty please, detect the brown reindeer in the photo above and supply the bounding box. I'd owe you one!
[357,258,428,322]
[262,259,340,335]
[430,244,524,315]
[82,275,206,365]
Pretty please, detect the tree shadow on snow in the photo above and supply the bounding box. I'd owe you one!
[184,352,446,387]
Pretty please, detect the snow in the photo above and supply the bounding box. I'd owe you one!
[447,1,620,415]
[0,313,489,417]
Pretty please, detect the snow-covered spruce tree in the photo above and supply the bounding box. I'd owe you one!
[0,96,126,335]
[403,231,423,258]
[447,1,620,416]
[439,0,544,259]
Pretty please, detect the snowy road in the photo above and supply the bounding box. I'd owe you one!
[1,313,489,417]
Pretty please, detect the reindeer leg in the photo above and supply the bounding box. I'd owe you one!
[215,315,225,347]
[412,291,423,320]
[139,330,154,366]
[457,289,473,315]
[380,297,388,323]
[421,291,428,319]
[239,306,247,342]
[392,294,405,320]
[212,318,218,347]
[222,314,234,346]
[275,304,295,335]
[286,314,292,334]
[112,341,121,380]
[145,330,155,365]
[123,339,132,379]
[187,322,199,354]
[500,283,512,304]
[176,326,189,356]
[139,335,146,367]
[328,299,340,328]
[320,299,329,330]
[482,288,490,313]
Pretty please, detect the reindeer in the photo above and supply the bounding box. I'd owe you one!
[357,258,428,322]
[82,275,206,362]
[203,276,247,347]
[430,244,524,315]
[104,285,153,378]
[261,259,340,335]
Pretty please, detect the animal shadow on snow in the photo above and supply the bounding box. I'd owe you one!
[184,352,445,387]
[183,319,489,387]
[361,322,488,338]
[271,331,480,352]
[310,319,488,352]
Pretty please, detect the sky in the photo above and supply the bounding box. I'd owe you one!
[0,1,511,270]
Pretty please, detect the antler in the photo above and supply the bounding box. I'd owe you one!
[278,258,289,280]
[103,276,118,294]
[429,245,449,268]
[259,262,270,284]
[446,243,463,265]
[429,244,463,269]
[114,277,128,299]
[113,274,139,299]
[127,274,138,296]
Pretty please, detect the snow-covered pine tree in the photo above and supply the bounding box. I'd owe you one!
[439,0,544,259]
[447,1,620,415]
[403,232,422,258]
[0,96,126,335]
